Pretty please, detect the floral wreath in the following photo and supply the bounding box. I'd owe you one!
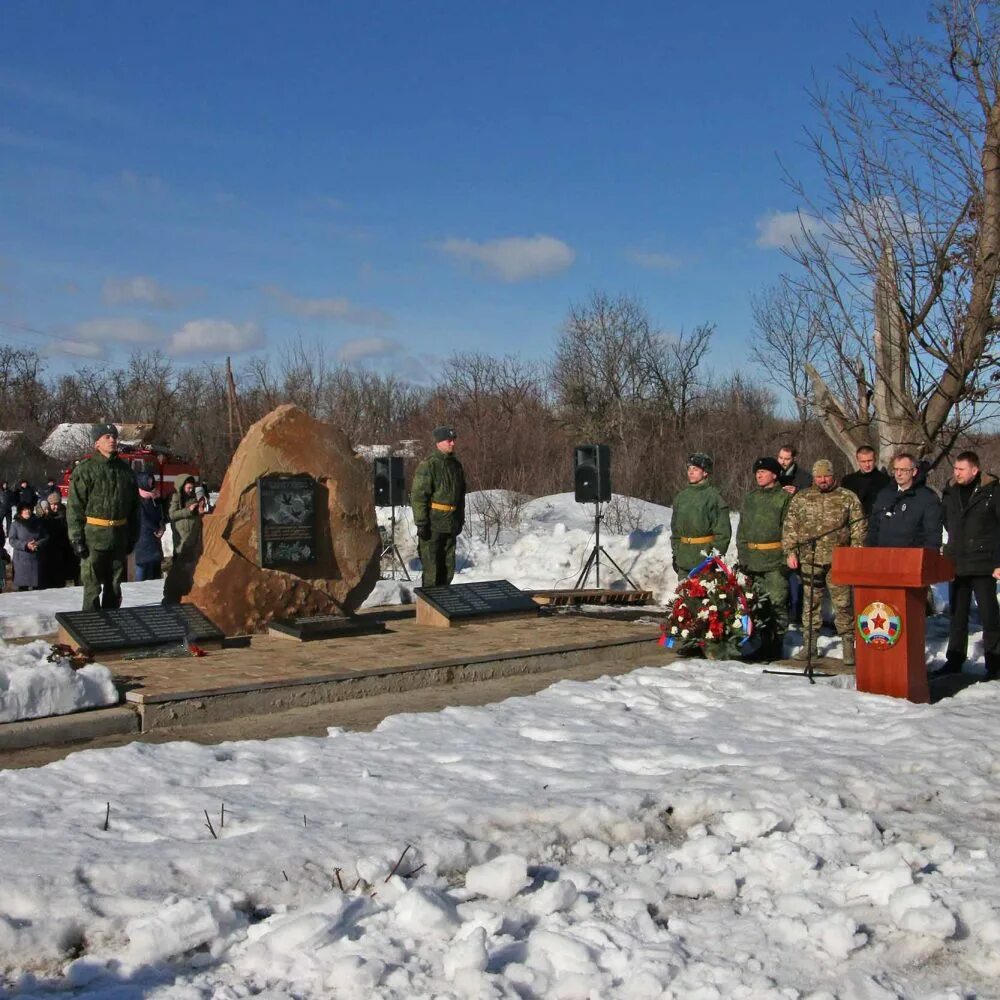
[659,555,763,659]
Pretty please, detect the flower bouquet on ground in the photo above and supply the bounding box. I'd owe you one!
[659,555,777,660]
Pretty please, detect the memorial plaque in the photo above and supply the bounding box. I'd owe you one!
[414,579,538,627]
[268,614,388,641]
[257,474,317,569]
[55,604,225,655]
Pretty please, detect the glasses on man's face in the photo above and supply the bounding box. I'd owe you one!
[893,466,914,474]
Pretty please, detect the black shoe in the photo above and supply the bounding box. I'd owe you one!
[935,661,964,675]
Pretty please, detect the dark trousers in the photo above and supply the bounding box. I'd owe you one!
[948,575,1000,671]
[419,532,456,588]
[135,560,162,582]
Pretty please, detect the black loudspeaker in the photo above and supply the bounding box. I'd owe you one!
[574,444,611,503]
[374,456,406,507]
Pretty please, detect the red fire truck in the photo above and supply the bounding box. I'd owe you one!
[58,443,201,500]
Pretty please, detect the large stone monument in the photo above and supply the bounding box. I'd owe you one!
[185,404,380,635]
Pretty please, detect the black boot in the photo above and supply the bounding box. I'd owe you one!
[985,654,1000,681]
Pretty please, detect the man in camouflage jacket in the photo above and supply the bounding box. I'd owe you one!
[782,459,865,663]
[671,453,731,575]
[737,456,791,654]
[66,423,139,612]
[411,425,466,588]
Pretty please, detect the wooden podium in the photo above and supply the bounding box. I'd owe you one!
[830,547,954,703]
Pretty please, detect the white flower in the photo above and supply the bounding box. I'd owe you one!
[697,610,709,620]
[709,605,718,612]
[681,629,689,638]
[671,626,678,634]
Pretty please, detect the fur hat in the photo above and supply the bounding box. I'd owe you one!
[812,459,835,477]
[46,492,61,505]
[753,457,782,476]
[91,422,118,443]
[687,452,713,473]
[433,425,457,443]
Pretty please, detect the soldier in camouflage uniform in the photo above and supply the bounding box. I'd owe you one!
[671,453,731,575]
[411,425,466,588]
[782,459,865,664]
[737,456,790,657]
[66,423,140,612]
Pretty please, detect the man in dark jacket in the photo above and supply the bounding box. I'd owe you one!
[842,445,892,517]
[776,445,811,496]
[671,453,731,574]
[66,423,139,611]
[411,425,466,588]
[134,472,165,581]
[867,452,943,548]
[940,450,1000,677]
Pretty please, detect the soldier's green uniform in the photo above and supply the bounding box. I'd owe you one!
[411,434,466,588]
[782,481,865,657]
[671,480,731,574]
[66,437,139,612]
[737,484,791,637]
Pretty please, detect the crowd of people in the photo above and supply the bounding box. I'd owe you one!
[0,424,211,609]
[672,442,999,677]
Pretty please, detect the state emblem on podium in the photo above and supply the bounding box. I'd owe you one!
[857,601,902,648]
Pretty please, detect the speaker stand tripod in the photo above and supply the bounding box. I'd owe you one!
[575,503,639,590]
[379,505,411,581]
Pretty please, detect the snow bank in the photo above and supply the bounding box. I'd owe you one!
[0,640,117,723]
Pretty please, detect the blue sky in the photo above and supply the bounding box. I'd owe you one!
[0,0,923,383]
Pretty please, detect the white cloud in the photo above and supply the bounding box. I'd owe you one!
[168,319,263,355]
[263,285,392,328]
[337,336,399,365]
[627,250,681,272]
[48,340,105,359]
[102,275,177,308]
[439,234,575,282]
[74,317,160,344]
[755,210,823,249]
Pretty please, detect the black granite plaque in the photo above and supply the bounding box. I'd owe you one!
[55,604,225,654]
[257,474,317,569]
[268,614,388,641]
[414,579,538,621]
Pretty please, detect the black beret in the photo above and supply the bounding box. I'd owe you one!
[753,457,782,476]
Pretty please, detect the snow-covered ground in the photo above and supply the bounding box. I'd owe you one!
[0,491,999,994]
[2,661,1000,997]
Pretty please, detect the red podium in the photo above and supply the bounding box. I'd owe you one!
[830,547,955,702]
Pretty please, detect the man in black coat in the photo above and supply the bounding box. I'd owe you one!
[867,452,943,549]
[776,444,811,624]
[941,450,1000,677]
[842,445,891,517]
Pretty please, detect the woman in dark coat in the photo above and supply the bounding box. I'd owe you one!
[134,472,165,581]
[9,501,48,590]
[40,492,75,588]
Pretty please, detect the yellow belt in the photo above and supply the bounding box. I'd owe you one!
[86,516,127,527]
[679,535,714,544]
[747,541,783,550]
[431,502,456,512]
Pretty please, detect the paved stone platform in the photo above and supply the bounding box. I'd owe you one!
[118,608,670,731]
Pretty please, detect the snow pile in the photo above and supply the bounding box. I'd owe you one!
[1,662,1000,995]
[39,424,94,463]
[0,639,117,723]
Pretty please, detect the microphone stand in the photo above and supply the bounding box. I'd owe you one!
[764,511,868,684]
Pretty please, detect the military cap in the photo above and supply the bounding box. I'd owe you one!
[753,456,782,476]
[812,459,835,477]
[687,452,713,473]
[91,422,119,443]
[433,425,457,442]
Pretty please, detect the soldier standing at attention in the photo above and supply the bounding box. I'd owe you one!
[66,423,139,612]
[782,459,865,664]
[671,453,731,576]
[737,456,791,657]
[411,425,466,588]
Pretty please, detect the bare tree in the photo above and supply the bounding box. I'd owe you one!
[749,281,822,427]
[760,0,1000,466]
